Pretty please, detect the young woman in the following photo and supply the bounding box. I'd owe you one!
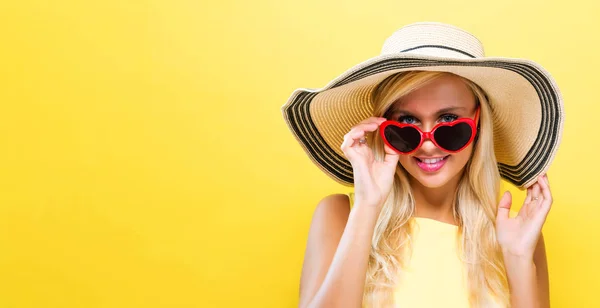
[282,23,563,307]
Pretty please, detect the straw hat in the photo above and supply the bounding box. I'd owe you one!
[281,22,564,189]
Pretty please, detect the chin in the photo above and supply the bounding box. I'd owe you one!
[413,173,453,188]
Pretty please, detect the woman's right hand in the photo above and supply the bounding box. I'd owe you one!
[341,117,400,210]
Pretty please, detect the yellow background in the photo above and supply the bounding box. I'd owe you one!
[0,0,597,307]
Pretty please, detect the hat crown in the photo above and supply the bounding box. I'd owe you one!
[381,22,485,59]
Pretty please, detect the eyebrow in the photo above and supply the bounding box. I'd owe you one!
[392,106,467,117]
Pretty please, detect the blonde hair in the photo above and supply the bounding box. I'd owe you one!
[362,71,509,307]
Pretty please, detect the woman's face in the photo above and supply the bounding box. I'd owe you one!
[386,74,479,189]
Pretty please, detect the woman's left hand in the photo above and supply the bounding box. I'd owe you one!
[495,174,553,259]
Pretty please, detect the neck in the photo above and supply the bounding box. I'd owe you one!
[409,172,463,225]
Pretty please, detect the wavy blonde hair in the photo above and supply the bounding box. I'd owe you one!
[362,71,509,307]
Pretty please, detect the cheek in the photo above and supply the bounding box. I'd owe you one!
[398,155,413,169]
[451,144,474,168]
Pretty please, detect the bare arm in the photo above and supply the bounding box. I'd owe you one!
[498,174,552,308]
[298,194,381,308]
[504,233,550,308]
[298,116,398,308]
[534,234,550,308]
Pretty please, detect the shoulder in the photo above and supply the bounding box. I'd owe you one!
[306,194,352,243]
[311,193,352,225]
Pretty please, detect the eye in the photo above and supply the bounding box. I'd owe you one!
[398,115,418,124]
[439,114,459,123]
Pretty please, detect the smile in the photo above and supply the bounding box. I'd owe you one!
[414,155,450,172]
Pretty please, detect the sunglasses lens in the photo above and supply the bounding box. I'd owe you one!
[384,125,421,153]
[434,122,473,151]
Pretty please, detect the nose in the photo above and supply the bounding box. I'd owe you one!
[419,123,438,152]
[420,135,437,152]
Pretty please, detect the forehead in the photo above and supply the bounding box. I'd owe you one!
[391,74,476,114]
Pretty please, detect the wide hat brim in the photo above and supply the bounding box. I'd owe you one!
[282,52,564,189]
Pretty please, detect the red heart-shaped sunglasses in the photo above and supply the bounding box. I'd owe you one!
[379,107,480,155]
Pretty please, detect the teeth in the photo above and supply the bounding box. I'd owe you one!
[423,157,444,164]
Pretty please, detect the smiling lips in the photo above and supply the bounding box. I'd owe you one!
[415,156,450,172]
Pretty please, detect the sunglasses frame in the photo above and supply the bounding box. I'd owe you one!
[379,107,480,155]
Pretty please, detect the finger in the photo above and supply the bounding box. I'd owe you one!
[340,133,356,152]
[519,186,533,217]
[531,182,541,203]
[538,174,553,213]
[341,124,374,149]
[341,139,365,165]
[342,140,368,158]
[382,143,400,165]
[383,143,399,156]
[357,117,388,126]
[496,191,512,222]
[528,175,552,228]
[345,121,388,149]
[346,129,368,142]
[344,117,388,145]
[347,123,381,139]
[341,134,366,158]
[342,126,376,150]
[524,186,533,204]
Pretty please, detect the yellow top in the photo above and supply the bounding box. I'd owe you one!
[348,192,505,307]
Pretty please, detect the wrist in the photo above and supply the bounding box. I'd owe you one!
[351,201,384,215]
[502,248,534,266]
[352,196,384,209]
[347,202,383,233]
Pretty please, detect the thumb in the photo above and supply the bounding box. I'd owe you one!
[382,144,399,161]
[496,191,512,222]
